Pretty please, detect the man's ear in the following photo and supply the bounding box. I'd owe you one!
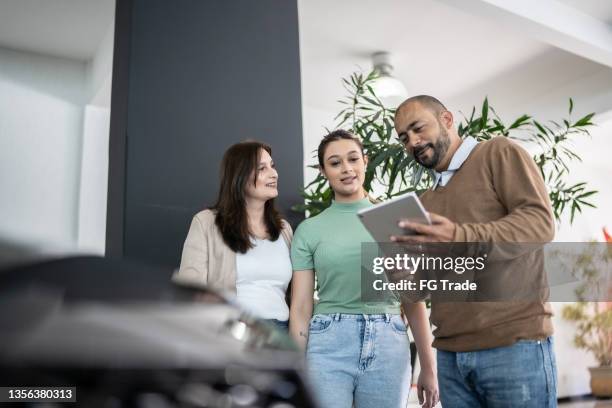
[440,110,454,130]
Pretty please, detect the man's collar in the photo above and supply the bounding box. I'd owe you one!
[431,136,478,189]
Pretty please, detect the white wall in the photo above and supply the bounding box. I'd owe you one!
[550,114,612,397]
[77,105,110,254]
[302,104,336,184]
[0,47,86,252]
[77,21,114,254]
[554,114,612,241]
[87,20,114,108]
[0,17,114,257]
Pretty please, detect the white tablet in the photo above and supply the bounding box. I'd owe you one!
[357,192,431,243]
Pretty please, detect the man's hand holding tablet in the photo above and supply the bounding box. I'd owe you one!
[393,212,457,243]
[357,192,431,243]
[357,192,456,244]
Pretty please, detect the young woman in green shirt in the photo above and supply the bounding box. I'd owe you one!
[289,130,439,408]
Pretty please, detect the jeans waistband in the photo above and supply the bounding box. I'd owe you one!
[319,313,396,322]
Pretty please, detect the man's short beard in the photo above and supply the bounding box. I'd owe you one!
[415,125,450,169]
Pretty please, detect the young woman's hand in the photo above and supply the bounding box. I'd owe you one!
[417,366,439,408]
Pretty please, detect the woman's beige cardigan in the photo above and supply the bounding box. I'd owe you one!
[172,209,293,293]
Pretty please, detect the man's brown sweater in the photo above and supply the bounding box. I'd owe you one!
[419,136,555,352]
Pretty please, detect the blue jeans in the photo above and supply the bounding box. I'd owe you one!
[437,337,557,408]
[306,313,411,408]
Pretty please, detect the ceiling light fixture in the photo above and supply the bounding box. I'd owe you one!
[371,51,408,108]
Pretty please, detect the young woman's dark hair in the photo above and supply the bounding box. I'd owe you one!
[317,129,365,168]
[212,140,283,253]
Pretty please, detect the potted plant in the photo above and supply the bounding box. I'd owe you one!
[295,70,597,222]
[562,236,612,397]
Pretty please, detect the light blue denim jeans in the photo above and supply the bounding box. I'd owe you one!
[306,313,411,408]
[437,337,557,408]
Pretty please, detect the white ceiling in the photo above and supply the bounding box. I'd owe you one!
[558,0,612,24]
[0,0,115,61]
[0,0,609,114]
[299,0,612,113]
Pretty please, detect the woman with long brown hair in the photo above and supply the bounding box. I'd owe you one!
[173,140,293,330]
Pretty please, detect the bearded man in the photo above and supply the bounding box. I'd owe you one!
[392,95,557,408]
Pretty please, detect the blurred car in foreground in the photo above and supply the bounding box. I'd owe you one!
[0,256,316,408]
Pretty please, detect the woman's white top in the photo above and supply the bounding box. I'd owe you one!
[235,237,292,320]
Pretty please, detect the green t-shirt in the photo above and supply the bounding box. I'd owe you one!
[291,198,400,315]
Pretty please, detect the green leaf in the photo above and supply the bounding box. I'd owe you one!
[362,96,380,106]
[577,190,598,199]
[411,165,425,187]
[533,120,549,136]
[481,97,489,127]
[570,201,579,223]
[573,113,595,127]
[468,106,475,123]
[370,111,382,123]
[509,114,531,130]
[388,154,411,189]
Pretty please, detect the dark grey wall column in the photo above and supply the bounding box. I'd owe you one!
[107,0,304,267]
